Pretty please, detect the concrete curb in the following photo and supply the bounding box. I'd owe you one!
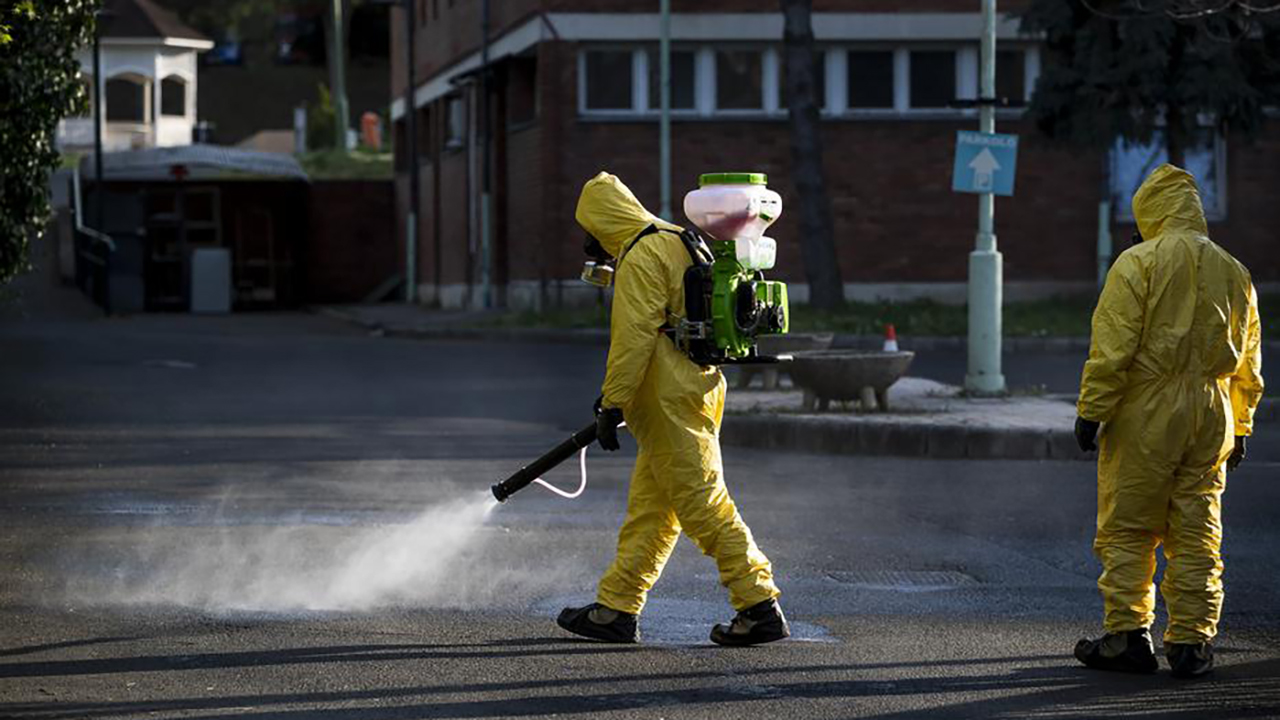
[317,305,1274,428]
[722,414,1090,462]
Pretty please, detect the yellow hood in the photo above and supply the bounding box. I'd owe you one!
[1131,164,1209,242]
[574,172,681,259]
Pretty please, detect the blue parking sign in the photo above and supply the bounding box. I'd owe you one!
[952,131,1019,196]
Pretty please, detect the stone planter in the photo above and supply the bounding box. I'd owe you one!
[735,333,835,390]
[787,350,916,412]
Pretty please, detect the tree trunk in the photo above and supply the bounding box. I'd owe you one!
[1164,22,1189,169]
[781,0,843,309]
[1166,104,1187,169]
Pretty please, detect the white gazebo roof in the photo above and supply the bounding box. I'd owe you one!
[81,144,309,182]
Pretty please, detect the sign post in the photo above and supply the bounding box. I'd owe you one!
[963,0,1006,395]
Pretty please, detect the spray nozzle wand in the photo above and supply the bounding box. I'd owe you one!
[491,421,600,502]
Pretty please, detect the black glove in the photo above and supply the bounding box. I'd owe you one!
[1075,417,1100,453]
[1226,436,1246,472]
[594,396,624,452]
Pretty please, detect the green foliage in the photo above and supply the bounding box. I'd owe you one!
[0,0,97,284]
[306,82,336,152]
[297,149,391,179]
[789,298,1098,338]
[1018,1,1280,158]
[479,298,1101,338]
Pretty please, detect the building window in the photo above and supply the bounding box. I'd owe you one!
[106,76,149,123]
[583,50,634,111]
[646,49,696,111]
[160,76,186,117]
[716,49,763,110]
[445,94,466,150]
[909,50,955,109]
[996,50,1025,106]
[848,50,895,109]
[1111,131,1225,221]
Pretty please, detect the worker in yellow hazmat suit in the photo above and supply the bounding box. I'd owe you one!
[556,172,787,646]
[1074,164,1264,678]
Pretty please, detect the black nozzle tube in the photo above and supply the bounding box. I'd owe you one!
[491,421,598,502]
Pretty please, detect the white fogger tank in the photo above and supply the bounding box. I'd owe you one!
[682,172,782,271]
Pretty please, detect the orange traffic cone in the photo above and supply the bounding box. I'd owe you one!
[883,324,899,352]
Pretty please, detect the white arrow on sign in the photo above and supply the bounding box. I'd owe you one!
[968,147,1001,191]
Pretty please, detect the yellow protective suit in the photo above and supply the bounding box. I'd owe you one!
[1079,164,1265,645]
[574,172,780,616]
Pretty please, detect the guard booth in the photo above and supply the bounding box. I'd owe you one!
[76,145,310,312]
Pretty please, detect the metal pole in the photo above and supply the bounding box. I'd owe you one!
[479,0,492,308]
[331,0,350,150]
[92,25,104,233]
[964,0,1006,395]
[1096,153,1112,290]
[659,0,671,220]
[405,0,418,303]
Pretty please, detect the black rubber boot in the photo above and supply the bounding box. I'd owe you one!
[1074,628,1159,674]
[1167,642,1214,679]
[710,598,790,647]
[556,603,639,644]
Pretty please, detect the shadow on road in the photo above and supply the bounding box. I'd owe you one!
[1,646,1277,719]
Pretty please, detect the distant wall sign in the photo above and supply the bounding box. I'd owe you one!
[952,131,1018,197]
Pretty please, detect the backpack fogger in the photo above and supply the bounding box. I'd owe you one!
[493,173,790,503]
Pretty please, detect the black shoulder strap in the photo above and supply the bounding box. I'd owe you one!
[676,228,713,267]
[616,224,711,271]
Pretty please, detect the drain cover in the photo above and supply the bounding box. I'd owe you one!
[827,570,977,591]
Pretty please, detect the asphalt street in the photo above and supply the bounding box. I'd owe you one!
[1,290,1278,719]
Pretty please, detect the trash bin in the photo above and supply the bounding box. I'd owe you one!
[190,247,232,314]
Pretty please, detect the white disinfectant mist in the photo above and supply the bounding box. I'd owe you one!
[86,491,568,613]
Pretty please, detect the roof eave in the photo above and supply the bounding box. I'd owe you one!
[101,36,215,50]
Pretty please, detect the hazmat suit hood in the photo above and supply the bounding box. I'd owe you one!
[575,172,682,260]
[1131,164,1209,242]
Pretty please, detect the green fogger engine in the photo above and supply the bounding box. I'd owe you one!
[672,172,790,366]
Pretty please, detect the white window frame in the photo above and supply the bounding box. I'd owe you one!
[578,46,642,116]
[575,42,1041,121]
[903,45,963,112]
[824,48,846,116]
[834,45,901,117]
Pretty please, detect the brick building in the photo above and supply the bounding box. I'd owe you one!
[390,1,1279,310]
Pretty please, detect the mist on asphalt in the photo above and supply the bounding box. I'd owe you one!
[68,490,578,613]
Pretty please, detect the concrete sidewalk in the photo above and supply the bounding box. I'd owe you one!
[316,303,1275,451]
[723,377,1089,461]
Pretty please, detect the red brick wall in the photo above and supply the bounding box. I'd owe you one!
[438,150,472,286]
[511,41,1103,287]
[393,1,1034,93]
[506,123,544,282]
[1213,132,1280,284]
[307,181,397,303]
[394,13,1279,304]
